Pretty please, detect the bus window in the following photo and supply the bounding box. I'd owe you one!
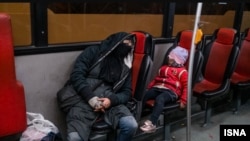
[173,2,236,36]
[47,2,164,44]
[241,3,250,32]
[0,3,31,47]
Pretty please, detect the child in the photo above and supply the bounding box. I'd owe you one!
[140,46,188,133]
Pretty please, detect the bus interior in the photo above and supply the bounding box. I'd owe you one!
[0,1,250,141]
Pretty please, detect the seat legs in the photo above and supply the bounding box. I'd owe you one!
[164,123,171,140]
[232,88,242,114]
[201,100,212,127]
[163,113,173,141]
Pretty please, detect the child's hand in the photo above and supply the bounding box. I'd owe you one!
[179,102,186,110]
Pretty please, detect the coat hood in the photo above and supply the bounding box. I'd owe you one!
[100,32,134,52]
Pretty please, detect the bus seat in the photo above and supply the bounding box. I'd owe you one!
[193,27,239,127]
[231,28,250,114]
[177,30,203,68]
[146,30,200,106]
[165,30,202,69]
[131,31,154,104]
[0,13,27,139]
[145,30,204,140]
[177,30,193,50]
[164,30,193,60]
[90,31,154,141]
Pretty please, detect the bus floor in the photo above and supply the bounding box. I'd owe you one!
[132,98,250,141]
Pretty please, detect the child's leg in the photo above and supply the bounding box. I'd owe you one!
[142,88,159,108]
[150,90,177,125]
[140,89,177,133]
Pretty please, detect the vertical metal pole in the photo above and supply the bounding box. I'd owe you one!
[187,2,203,141]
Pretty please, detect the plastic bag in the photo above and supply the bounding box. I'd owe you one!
[20,112,59,141]
[20,126,47,141]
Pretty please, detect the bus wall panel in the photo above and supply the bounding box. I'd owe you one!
[15,51,82,139]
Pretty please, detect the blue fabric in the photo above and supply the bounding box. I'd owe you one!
[41,132,63,141]
[117,116,138,141]
[67,132,82,141]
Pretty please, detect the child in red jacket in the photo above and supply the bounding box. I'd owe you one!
[140,46,188,133]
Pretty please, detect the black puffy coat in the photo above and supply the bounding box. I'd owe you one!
[66,32,134,141]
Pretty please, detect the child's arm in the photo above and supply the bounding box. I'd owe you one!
[179,69,188,109]
[147,79,156,89]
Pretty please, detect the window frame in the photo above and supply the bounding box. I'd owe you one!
[0,0,246,55]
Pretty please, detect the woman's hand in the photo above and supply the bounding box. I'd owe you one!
[94,98,111,113]
[98,98,111,109]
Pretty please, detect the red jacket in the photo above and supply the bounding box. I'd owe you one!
[148,65,188,105]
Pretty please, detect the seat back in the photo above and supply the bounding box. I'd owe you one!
[178,30,203,70]
[231,28,250,84]
[0,13,27,137]
[131,31,154,121]
[165,30,193,60]
[178,30,203,75]
[131,31,154,101]
[165,30,202,69]
[204,28,238,83]
[177,30,193,51]
[194,28,239,93]
[163,30,203,85]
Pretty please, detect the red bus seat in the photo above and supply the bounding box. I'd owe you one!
[146,30,195,108]
[231,28,250,114]
[0,13,27,140]
[90,31,154,140]
[145,30,204,140]
[193,28,239,127]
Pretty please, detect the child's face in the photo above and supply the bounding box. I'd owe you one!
[167,57,175,65]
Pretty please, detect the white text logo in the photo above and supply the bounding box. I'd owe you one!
[224,129,246,136]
